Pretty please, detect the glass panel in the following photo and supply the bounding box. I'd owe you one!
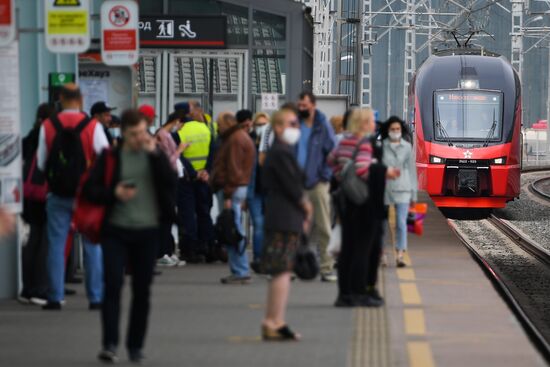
[137,55,158,94]
[221,3,249,46]
[252,10,286,49]
[139,0,164,14]
[169,0,221,14]
[434,90,503,141]
[252,49,285,94]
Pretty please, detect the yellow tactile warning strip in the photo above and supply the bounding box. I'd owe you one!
[396,254,436,367]
[407,342,436,367]
[349,271,391,367]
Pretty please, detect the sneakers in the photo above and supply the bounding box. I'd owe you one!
[171,254,186,267]
[321,272,338,283]
[157,254,178,267]
[220,275,252,285]
[98,347,118,364]
[128,349,145,364]
[18,291,46,305]
[396,250,406,267]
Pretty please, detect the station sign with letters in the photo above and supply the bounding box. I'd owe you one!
[45,0,90,53]
[101,0,139,65]
[0,0,15,47]
[139,16,227,48]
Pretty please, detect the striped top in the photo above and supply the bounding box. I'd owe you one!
[327,133,375,181]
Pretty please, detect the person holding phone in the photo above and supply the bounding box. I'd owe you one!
[328,108,400,308]
[380,116,417,267]
[82,109,177,363]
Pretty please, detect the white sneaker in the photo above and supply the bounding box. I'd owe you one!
[157,255,177,267]
[171,254,186,267]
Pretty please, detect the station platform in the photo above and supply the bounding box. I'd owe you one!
[0,193,546,367]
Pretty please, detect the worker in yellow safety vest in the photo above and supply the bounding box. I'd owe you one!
[173,102,219,264]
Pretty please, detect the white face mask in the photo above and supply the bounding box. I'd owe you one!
[254,124,267,136]
[389,131,402,141]
[281,127,301,145]
[109,127,121,138]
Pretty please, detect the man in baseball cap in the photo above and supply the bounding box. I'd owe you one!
[138,104,157,126]
[91,101,117,146]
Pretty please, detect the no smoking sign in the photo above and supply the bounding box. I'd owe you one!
[101,0,138,66]
[109,5,130,27]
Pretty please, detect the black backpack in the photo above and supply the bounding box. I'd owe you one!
[46,115,91,197]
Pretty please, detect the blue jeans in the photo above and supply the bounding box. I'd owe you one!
[46,194,103,303]
[226,187,250,277]
[247,194,264,262]
[386,203,410,251]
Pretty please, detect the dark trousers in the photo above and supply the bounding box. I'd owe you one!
[157,222,175,258]
[176,179,214,254]
[337,199,382,297]
[21,222,48,296]
[101,226,159,351]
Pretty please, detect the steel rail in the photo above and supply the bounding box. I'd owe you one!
[530,177,550,201]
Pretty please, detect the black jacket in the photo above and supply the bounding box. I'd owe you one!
[263,139,305,233]
[22,126,46,224]
[82,146,177,227]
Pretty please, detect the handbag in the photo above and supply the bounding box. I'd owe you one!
[294,234,320,281]
[214,208,245,254]
[72,150,116,244]
[23,154,48,203]
[340,138,369,205]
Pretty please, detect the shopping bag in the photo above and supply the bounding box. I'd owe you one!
[407,203,428,236]
[327,223,342,258]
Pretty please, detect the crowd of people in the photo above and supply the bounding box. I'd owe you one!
[18,84,418,361]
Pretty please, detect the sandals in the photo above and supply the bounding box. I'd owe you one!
[262,324,301,341]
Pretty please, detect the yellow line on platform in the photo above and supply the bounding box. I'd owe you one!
[400,283,422,305]
[397,268,416,281]
[404,309,426,335]
[407,341,435,367]
[404,252,412,265]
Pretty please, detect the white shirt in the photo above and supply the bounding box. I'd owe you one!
[37,111,109,171]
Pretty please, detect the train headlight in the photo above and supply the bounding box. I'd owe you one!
[430,155,446,164]
[459,79,479,89]
[492,157,507,165]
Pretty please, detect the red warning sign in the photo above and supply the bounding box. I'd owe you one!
[104,29,137,51]
[0,0,11,25]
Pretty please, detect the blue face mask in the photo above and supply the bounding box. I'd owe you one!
[109,127,121,138]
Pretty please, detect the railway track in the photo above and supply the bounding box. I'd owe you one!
[530,177,550,202]
[450,217,550,361]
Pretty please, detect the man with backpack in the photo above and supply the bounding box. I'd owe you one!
[37,84,109,310]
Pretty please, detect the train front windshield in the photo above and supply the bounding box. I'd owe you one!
[434,90,503,142]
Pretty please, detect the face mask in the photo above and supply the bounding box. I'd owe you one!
[281,127,301,145]
[254,124,267,136]
[389,132,401,141]
[109,127,121,138]
[298,109,310,120]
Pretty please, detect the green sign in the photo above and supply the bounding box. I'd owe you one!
[49,72,75,87]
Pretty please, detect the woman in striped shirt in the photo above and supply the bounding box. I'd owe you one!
[328,108,400,308]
